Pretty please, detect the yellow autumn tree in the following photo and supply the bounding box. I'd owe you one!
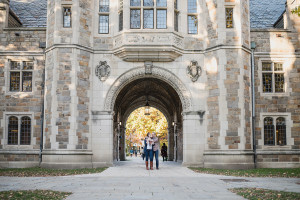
[125,107,168,149]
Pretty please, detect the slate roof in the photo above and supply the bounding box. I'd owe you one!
[250,0,287,29]
[9,0,47,27]
[8,0,286,29]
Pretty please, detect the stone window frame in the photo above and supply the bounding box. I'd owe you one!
[258,58,290,97]
[99,0,110,34]
[129,0,168,30]
[187,0,198,34]
[5,59,36,95]
[258,113,293,150]
[1,112,37,150]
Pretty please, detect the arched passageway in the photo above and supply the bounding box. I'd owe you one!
[112,78,183,162]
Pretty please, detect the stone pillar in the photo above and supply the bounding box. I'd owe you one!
[91,112,114,167]
[182,112,205,167]
[0,0,9,29]
[119,126,126,161]
[167,127,174,161]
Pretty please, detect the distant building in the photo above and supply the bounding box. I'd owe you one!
[0,0,299,169]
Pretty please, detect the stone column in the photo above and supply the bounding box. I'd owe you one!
[0,0,9,29]
[167,127,174,161]
[91,111,114,167]
[119,126,126,161]
[182,112,205,167]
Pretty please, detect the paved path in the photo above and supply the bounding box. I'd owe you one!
[0,157,299,200]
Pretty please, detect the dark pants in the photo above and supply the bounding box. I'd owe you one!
[145,149,153,162]
[153,150,159,169]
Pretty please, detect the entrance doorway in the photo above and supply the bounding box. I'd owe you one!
[112,78,183,162]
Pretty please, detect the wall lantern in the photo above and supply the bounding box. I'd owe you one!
[144,100,150,115]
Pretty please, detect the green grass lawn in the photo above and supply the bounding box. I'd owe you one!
[189,167,300,178]
[230,188,300,200]
[0,167,107,177]
[0,190,72,200]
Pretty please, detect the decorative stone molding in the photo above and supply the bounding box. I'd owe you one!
[187,60,202,82]
[113,32,183,62]
[95,61,110,82]
[144,61,153,74]
[104,66,192,112]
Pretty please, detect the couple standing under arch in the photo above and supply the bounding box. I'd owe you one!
[144,132,160,170]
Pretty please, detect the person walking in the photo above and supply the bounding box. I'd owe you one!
[161,143,168,162]
[152,132,160,170]
[130,149,133,157]
[144,132,153,170]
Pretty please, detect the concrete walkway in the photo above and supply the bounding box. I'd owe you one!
[0,157,299,200]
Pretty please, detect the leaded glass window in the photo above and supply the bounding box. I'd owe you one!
[188,16,198,34]
[131,0,141,6]
[188,0,197,34]
[157,0,167,7]
[130,1,166,29]
[188,0,197,13]
[63,7,71,28]
[20,116,31,145]
[264,117,274,145]
[144,9,154,29]
[7,115,31,146]
[262,62,285,93]
[99,15,109,33]
[264,116,287,146]
[10,61,33,92]
[119,11,123,31]
[174,0,179,32]
[144,0,154,7]
[131,9,141,29]
[8,116,18,145]
[276,117,286,145]
[226,8,233,28]
[157,10,167,29]
[100,0,109,12]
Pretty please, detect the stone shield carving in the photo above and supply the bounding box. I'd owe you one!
[187,61,202,82]
[96,61,111,82]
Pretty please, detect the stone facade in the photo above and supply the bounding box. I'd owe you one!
[0,0,299,169]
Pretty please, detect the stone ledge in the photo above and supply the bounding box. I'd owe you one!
[3,27,46,31]
[0,150,39,155]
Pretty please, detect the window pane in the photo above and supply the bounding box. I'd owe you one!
[63,7,71,28]
[23,61,33,70]
[276,117,286,145]
[262,73,272,93]
[8,116,18,145]
[10,72,20,91]
[11,61,21,70]
[274,63,283,71]
[174,0,178,9]
[264,117,274,145]
[275,73,284,93]
[188,15,197,34]
[131,9,141,28]
[144,0,154,7]
[144,9,154,29]
[130,0,141,6]
[22,72,32,92]
[157,10,167,29]
[99,15,109,33]
[20,117,31,145]
[174,12,179,31]
[157,0,167,7]
[188,0,197,13]
[262,62,272,71]
[100,0,109,12]
[119,11,123,31]
[226,8,233,28]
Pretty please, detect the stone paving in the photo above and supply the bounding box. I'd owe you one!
[0,157,299,200]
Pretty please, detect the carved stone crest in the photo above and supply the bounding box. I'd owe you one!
[144,61,153,75]
[187,60,202,82]
[95,61,110,82]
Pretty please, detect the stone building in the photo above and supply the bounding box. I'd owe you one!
[0,0,299,169]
